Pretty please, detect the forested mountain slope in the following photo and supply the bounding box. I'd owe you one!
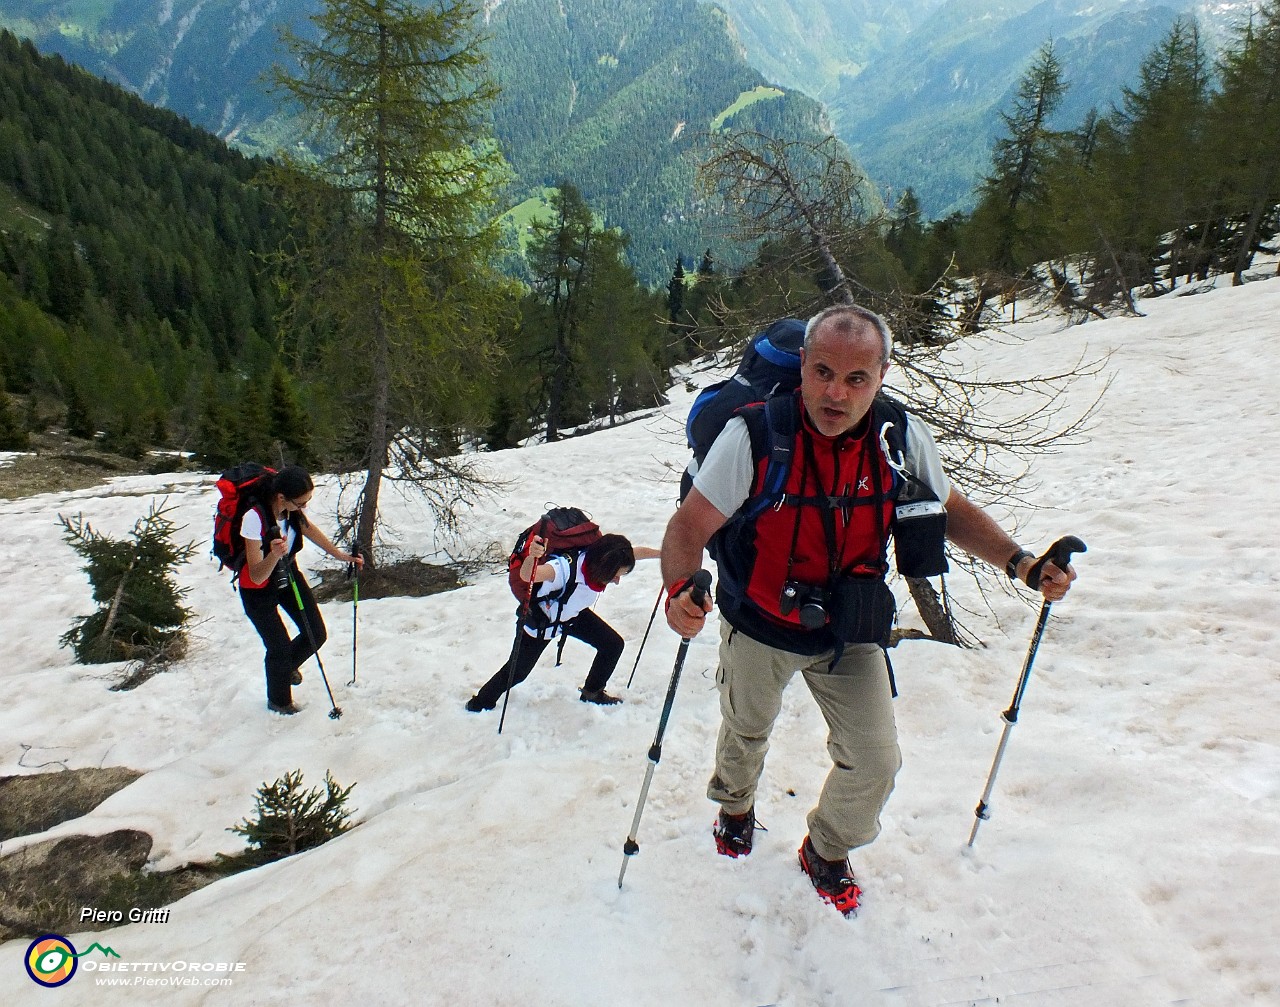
[710,0,1252,216]
[0,31,292,455]
[0,0,858,284]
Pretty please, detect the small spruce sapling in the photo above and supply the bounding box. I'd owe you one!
[59,500,196,665]
[227,770,355,865]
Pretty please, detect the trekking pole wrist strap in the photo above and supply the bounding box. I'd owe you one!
[665,576,695,612]
[666,570,712,612]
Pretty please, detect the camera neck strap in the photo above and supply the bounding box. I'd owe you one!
[795,425,856,582]
[793,421,889,582]
[783,436,809,586]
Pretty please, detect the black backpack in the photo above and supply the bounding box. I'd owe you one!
[680,318,806,500]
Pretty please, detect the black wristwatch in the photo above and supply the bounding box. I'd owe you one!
[1005,548,1035,581]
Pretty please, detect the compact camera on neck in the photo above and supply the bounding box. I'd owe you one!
[779,581,829,630]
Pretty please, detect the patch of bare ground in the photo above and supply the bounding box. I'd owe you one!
[0,770,235,943]
[0,432,190,499]
[0,768,143,843]
[0,829,225,942]
[311,556,463,602]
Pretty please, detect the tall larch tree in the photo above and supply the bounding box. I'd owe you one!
[974,40,1068,274]
[1107,17,1212,284]
[272,0,511,565]
[1210,1,1280,284]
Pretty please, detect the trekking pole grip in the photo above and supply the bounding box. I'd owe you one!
[687,569,712,610]
[1026,535,1086,590]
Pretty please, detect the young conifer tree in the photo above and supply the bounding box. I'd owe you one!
[526,183,630,440]
[271,0,513,566]
[227,770,355,864]
[59,501,196,665]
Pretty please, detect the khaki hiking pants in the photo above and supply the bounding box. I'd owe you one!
[707,621,902,862]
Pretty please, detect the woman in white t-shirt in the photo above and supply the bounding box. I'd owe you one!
[466,533,659,712]
[238,465,362,715]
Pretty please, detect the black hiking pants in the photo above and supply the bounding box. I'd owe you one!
[474,608,623,707]
[240,569,326,707]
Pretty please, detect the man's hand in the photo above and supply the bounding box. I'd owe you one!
[1029,558,1075,602]
[665,574,713,638]
[1025,535,1086,602]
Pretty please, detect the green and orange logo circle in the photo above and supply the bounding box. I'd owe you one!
[25,934,78,987]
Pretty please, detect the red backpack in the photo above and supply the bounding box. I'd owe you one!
[507,506,601,612]
[211,462,275,574]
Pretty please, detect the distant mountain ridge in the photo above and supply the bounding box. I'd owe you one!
[710,0,1254,216]
[708,0,949,101]
[8,0,1251,247]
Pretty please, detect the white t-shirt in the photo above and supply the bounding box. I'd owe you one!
[524,553,601,638]
[240,507,298,555]
[693,410,951,518]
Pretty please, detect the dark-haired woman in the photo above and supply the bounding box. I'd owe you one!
[466,533,659,712]
[239,465,363,715]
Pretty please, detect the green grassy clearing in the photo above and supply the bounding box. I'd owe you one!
[0,184,51,239]
[500,187,565,255]
[710,85,784,131]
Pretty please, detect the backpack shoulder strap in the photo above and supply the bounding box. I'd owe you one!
[285,509,307,556]
[740,393,799,520]
[522,550,586,643]
[539,550,578,597]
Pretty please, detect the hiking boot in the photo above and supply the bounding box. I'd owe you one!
[291,668,303,686]
[465,695,496,713]
[713,807,761,858]
[268,700,301,716]
[579,688,622,706]
[798,836,861,916]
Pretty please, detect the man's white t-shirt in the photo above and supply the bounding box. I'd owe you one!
[693,411,951,518]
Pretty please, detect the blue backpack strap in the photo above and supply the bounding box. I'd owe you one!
[741,393,799,520]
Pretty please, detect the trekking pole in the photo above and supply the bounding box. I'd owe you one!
[618,569,712,889]
[286,567,344,720]
[625,584,666,688]
[967,536,1086,847]
[498,529,546,736]
[345,547,360,687]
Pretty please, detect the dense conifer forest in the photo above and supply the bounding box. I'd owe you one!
[485,0,843,283]
[0,31,300,462]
